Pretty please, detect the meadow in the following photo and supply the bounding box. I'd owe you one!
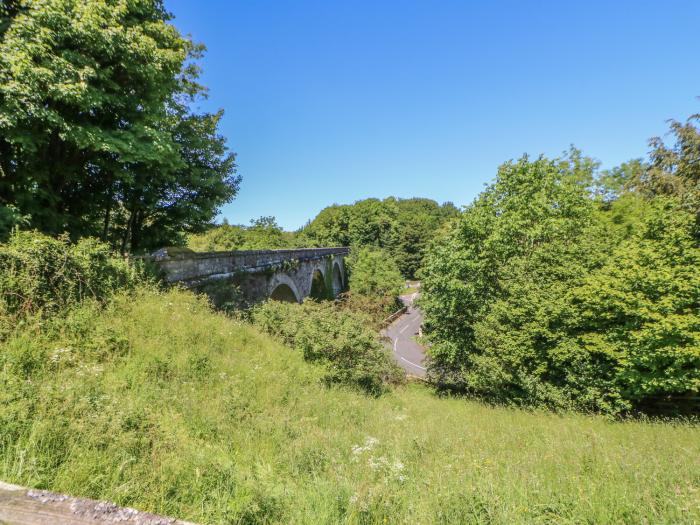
[2,288,699,524]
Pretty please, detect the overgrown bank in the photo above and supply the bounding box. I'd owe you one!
[1,285,700,524]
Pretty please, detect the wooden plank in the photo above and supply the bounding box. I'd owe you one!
[0,482,198,525]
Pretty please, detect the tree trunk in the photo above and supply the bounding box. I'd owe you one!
[102,182,114,243]
[121,208,135,254]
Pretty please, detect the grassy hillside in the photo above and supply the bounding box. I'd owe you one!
[1,288,699,524]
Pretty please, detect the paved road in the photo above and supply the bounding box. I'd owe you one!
[384,293,427,377]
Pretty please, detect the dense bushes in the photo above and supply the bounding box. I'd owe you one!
[251,300,404,395]
[0,231,145,325]
[346,246,404,301]
[421,145,700,414]
[566,198,700,407]
[187,216,298,251]
[337,292,402,330]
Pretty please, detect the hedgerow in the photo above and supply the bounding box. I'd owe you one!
[0,231,146,329]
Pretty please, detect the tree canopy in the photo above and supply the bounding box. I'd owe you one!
[346,247,404,299]
[187,197,458,279]
[300,197,459,278]
[420,122,700,415]
[187,216,297,251]
[0,0,239,252]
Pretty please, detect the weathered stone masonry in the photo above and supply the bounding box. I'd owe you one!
[147,247,349,305]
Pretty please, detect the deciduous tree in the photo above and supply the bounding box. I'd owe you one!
[0,0,239,249]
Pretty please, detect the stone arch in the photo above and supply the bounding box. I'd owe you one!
[332,261,344,295]
[309,267,328,300]
[270,284,298,302]
[268,273,301,303]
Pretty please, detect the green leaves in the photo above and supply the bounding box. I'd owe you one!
[0,230,146,328]
[0,0,239,250]
[251,300,404,395]
[421,143,700,414]
[188,216,296,252]
[300,197,459,278]
[347,246,404,299]
[569,198,700,404]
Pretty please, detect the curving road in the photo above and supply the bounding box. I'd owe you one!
[384,292,427,377]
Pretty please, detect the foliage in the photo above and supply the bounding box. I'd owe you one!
[1,287,699,524]
[300,197,459,278]
[0,230,145,326]
[188,199,457,280]
[347,247,404,299]
[251,299,404,395]
[0,0,239,251]
[564,198,700,407]
[421,150,599,370]
[594,159,647,203]
[0,204,29,241]
[337,291,402,329]
[187,216,297,251]
[640,114,700,239]
[421,143,700,414]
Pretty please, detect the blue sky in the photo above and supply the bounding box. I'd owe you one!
[166,0,700,231]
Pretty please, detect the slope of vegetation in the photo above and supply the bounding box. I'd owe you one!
[251,299,404,395]
[1,285,699,524]
[1,3,699,523]
[421,125,700,415]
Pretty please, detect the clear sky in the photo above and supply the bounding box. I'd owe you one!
[166,0,700,231]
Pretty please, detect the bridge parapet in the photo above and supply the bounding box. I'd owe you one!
[149,247,349,287]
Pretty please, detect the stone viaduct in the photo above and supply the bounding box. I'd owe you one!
[148,247,349,306]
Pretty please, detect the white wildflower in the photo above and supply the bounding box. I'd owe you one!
[368,456,389,471]
[351,436,379,458]
[50,347,71,363]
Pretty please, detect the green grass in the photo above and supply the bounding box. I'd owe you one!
[1,288,700,524]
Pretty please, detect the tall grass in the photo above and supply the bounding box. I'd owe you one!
[1,288,699,524]
[251,300,404,395]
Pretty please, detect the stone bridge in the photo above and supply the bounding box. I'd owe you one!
[148,247,349,305]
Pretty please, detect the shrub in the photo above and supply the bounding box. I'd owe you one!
[566,198,700,407]
[420,152,601,398]
[468,198,700,414]
[347,247,404,299]
[337,291,402,330]
[421,151,700,414]
[251,300,404,395]
[0,231,146,323]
